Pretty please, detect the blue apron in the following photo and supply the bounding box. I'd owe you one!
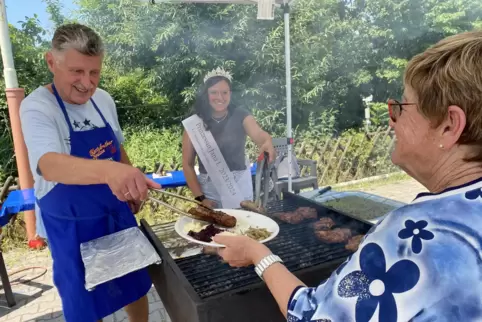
[37,84,152,322]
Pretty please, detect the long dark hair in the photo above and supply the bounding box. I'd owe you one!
[193,76,235,131]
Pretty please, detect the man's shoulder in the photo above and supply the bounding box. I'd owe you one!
[20,87,57,116]
[23,87,53,104]
[92,88,115,106]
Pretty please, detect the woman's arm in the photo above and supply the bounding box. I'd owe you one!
[243,115,272,148]
[243,115,276,161]
[182,131,203,197]
[263,264,306,317]
[214,236,306,318]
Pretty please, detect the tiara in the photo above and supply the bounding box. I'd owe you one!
[203,67,233,83]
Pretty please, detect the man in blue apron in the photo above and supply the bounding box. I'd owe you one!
[19,23,160,321]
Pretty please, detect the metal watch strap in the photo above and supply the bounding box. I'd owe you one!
[254,254,283,280]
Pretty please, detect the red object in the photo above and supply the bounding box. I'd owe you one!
[28,238,46,250]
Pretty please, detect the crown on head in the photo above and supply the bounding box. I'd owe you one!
[203,67,233,83]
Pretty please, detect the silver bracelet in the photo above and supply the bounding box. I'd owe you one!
[254,254,283,280]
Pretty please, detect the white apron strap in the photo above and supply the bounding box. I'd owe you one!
[237,157,253,201]
[183,115,245,209]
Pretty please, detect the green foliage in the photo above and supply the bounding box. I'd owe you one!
[368,102,390,128]
[0,18,51,108]
[122,125,183,172]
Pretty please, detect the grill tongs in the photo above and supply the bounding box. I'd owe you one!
[254,151,275,209]
[148,189,213,223]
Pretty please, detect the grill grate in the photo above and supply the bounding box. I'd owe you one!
[170,197,369,299]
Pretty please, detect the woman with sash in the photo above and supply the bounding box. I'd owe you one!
[182,68,275,209]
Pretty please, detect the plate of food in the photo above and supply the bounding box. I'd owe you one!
[174,206,280,247]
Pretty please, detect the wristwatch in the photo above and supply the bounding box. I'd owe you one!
[254,254,283,280]
[195,194,206,202]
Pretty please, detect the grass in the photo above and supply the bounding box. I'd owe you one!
[1,213,30,252]
[335,172,411,191]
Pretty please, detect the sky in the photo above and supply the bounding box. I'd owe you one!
[5,0,78,30]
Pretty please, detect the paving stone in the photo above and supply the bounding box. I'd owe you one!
[114,308,128,321]
[150,309,164,322]
[3,316,21,322]
[21,308,53,322]
[5,304,39,319]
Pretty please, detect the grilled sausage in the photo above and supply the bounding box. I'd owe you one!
[240,200,266,214]
[188,207,237,228]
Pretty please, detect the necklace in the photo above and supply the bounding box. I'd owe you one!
[211,113,228,123]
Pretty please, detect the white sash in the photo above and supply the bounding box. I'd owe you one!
[183,115,251,209]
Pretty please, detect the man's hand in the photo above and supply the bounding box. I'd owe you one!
[104,162,161,202]
[128,200,143,214]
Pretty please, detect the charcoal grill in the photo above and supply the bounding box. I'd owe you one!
[141,192,373,322]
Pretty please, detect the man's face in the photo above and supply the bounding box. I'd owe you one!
[46,48,103,105]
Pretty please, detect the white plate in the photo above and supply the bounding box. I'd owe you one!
[174,209,280,248]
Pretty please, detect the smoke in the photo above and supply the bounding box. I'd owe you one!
[85,0,482,131]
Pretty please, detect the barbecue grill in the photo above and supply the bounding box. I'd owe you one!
[141,192,373,322]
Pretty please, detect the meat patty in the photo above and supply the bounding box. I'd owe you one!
[345,234,365,252]
[315,228,352,243]
[188,207,237,228]
[275,207,318,224]
[295,207,318,219]
[276,212,305,224]
[312,217,335,230]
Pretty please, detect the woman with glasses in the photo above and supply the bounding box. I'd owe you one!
[213,31,482,321]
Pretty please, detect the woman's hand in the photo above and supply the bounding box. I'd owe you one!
[202,198,217,209]
[260,140,276,163]
[213,235,272,267]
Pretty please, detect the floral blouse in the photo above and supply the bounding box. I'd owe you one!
[287,178,482,322]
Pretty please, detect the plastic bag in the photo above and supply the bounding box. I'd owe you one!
[80,226,162,291]
[276,152,300,180]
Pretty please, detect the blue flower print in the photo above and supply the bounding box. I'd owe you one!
[398,220,434,254]
[465,188,482,200]
[288,289,331,322]
[337,243,420,322]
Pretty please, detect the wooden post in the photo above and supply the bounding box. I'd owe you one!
[6,89,36,240]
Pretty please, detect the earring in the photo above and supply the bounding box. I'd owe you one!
[439,144,444,149]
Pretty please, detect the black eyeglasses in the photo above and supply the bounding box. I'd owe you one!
[387,99,417,122]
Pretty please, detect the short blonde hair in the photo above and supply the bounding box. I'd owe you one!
[404,30,482,161]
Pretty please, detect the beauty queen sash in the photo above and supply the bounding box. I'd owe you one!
[183,115,249,209]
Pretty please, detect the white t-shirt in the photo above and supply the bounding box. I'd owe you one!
[20,86,125,237]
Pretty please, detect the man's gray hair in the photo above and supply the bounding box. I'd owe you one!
[51,23,104,56]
